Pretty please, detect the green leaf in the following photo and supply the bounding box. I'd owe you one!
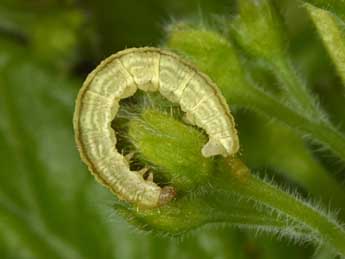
[303,0,345,21]
[231,0,286,62]
[0,41,117,259]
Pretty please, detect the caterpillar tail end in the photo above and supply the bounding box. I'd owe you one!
[201,139,228,157]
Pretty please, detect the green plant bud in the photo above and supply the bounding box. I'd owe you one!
[231,0,286,62]
[127,108,215,192]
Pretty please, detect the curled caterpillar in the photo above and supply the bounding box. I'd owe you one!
[73,47,239,208]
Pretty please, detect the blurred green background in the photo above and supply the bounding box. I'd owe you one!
[0,0,340,258]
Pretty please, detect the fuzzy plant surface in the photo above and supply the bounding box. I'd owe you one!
[1,0,345,259]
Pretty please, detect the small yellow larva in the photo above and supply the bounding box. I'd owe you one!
[73,47,239,208]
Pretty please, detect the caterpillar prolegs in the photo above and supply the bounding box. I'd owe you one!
[73,47,239,208]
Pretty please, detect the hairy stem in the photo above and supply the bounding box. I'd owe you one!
[272,57,324,119]
[238,112,345,216]
[226,85,345,161]
[218,159,345,256]
[117,188,311,237]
